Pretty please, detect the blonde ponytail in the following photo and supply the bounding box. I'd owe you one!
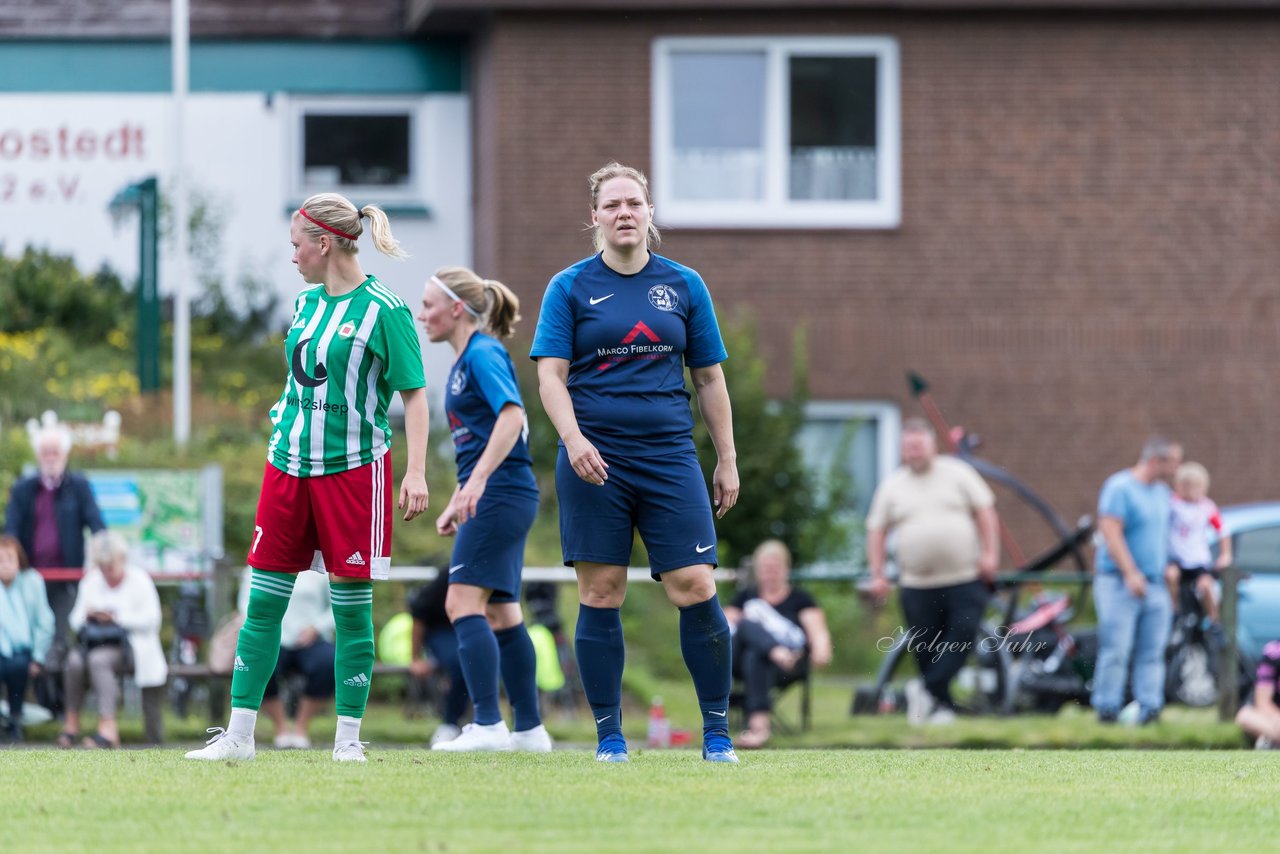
[296,193,408,260]
[432,267,522,339]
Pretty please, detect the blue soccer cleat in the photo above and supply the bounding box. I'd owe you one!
[595,733,629,763]
[702,732,739,764]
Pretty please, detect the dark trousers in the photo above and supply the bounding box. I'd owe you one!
[732,620,808,715]
[45,580,77,653]
[899,579,989,709]
[262,640,336,702]
[0,649,33,727]
[427,630,470,726]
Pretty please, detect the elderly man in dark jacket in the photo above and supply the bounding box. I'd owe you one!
[4,425,106,672]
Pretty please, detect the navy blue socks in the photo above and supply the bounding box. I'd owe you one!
[454,614,502,726]
[495,623,542,732]
[678,595,733,737]
[575,604,625,742]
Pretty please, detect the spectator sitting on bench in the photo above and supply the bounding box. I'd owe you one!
[63,531,167,748]
[726,540,832,749]
[237,567,335,749]
[0,535,54,742]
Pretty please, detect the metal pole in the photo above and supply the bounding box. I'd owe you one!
[138,178,161,391]
[171,0,191,446]
[1217,563,1240,722]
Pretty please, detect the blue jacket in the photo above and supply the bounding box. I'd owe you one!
[0,568,56,664]
[4,471,106,570]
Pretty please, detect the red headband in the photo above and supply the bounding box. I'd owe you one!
[298,207,360,242]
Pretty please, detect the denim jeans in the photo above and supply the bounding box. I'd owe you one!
[1090,572,1172,715]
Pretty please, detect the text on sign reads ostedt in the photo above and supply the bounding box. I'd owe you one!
[0,123,147,205]
[0,124,147,161]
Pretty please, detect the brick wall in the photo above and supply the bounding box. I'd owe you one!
[474,9,1280,554]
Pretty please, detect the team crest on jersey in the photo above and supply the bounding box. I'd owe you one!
[338,321,356,338]
[449,368,468,396]
[648,284,678,312]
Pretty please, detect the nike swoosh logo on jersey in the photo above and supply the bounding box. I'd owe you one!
[695,544,714,554]
[449,564,465,574]
[589,294,615,305]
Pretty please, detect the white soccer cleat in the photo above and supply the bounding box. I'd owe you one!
[431,721,514,752]
[429,723,462,747]
[185,728,255,761]
[332,740,369,762]
[510,724,553,753]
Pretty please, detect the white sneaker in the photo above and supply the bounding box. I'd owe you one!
[1256,736,1274,750]
[429,723,461,747]
[431,721,514,752]
[274,732,312,749]
[510,724,553,753]
[332,740,368,762]
[185,728,255,761]
[926,707,957,726]
[905,679,935,727]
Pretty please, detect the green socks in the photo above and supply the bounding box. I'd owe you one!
[331,581,375,719]
[229,572,374,720]
[229,569,297,711]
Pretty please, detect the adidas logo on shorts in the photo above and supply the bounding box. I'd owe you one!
[345,552,366,566]
[234,655,248,672]
[343,672,370,687]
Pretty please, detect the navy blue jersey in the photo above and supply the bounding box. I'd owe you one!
[528,252,727,458]
[446,332,533,486]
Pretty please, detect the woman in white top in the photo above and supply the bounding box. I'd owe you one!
[62,531,167,748]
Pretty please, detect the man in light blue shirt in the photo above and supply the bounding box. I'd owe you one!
[1091,437,1182,724]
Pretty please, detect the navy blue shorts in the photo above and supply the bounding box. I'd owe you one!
[448,482,538,603]
[555,447,718,577]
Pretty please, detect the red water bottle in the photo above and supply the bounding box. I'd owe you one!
[646,695,671,748]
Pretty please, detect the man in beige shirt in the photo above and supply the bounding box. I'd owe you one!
[866,418,999,725]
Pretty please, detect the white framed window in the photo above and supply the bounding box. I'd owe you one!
[796,400,900,517]
[651,36,900,229]
[288,97,427,205]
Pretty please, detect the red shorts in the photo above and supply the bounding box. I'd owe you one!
[247,456,393,580]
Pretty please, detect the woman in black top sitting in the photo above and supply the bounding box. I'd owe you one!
[726,539,832,749]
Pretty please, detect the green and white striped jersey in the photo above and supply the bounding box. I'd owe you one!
[266,276,425,477]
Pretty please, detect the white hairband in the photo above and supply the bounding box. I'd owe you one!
[431,275,482,319]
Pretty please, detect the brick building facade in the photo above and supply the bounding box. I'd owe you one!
[413,3,1280,554]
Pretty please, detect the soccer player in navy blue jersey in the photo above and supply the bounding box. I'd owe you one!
[417,266,550,753]
[530,162,740,763]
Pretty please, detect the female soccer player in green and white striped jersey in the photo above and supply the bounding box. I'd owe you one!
[186,194,430,763]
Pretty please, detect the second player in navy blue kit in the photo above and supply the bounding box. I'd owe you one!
[418,266,550,752]
[531,162,741,763]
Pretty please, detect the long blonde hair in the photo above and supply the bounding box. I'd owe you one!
[432,266,522,340]
[296,192,408,260]
[588,162,660,253]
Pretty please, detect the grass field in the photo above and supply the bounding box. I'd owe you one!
[18,673,1250,751]
[8,748,1278,853]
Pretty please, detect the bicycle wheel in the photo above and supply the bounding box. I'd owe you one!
[1166,639,1218,707]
